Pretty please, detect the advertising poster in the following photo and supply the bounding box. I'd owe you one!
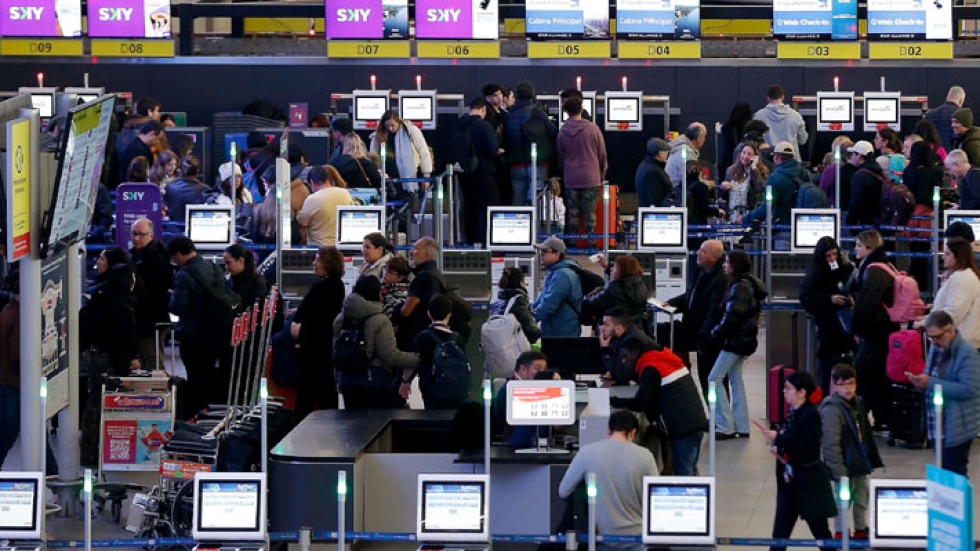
[6,118,30,262]
[136,420,171,466]
[525,0,609,40]
[0,0,81,37]
[87,0,171,38]
[324,0,409,39]
[415,0,499,39]
[41,250,69,417]
[773,0,857,39]
[867,0,952,39]
[616,0,700,40]
[114,183,163,250]
[103,420,137,464]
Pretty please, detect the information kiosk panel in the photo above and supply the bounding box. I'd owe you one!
[19,88,56,119]
[636,207,686,253]
[603,92,643,132]
[192,472,267,542]
[336,206,385,253]
[186,205,236,251]
[487,207,535,253]
[505,380,575,426]
[863,92,901,132]
[0,472,43,541]
[398,90,437,131]
[817,92,854,132]
[869,479,927,548]
[642,476,715,546]
[352,90,390,131]
[416,474,489,544]
[791,209,840,253]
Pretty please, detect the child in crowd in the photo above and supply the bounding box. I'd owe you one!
[819,364,884,540]
[382,255,412,349]
[402,295,469,410]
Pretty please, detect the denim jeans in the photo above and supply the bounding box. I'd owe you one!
[564,186,600,235]
[943,439,973,477]
[708,351,750,434]
[510,164,546,206]
[670,431,703,476]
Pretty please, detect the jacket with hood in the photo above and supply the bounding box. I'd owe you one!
[742,157,805,226]
[490,287,542,344]
[819,393,883,479]
[532,257,584,337]
[710,273,767,356]
[635,153,673,207]
[503,99,557,166]
[818,162,856,207]
[82,263,139,374]
[329,155,382,188]
[556,118,607,189]
[666,262,726,352]
[610,346,709,440]
[850,247,899,338]
[847,160,886,225]
[369,121,433,180]
[456,113,499,175]
[664,135,698,187]
[753,103,808,159]
[333,292,419,389]
[164,176,209,222]
[799,237,855,355]
[582,275,648,326]
[170,255,232,342]
[952,126,980,167]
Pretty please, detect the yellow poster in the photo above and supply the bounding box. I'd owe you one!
[7,117,30,261]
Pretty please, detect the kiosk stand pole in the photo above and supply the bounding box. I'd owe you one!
[602,183,609,273]
[586,472,596,551]
[40,379,47,482]
[531,143,538,224]
[447,166,456,247]
[680,148,687,208]
[838,475,850,551]
[707,381,716,476]
[933,186,940,296]
[435,178,445,252]
[934,384,944,468]
[337,471,347,551]
[380,143,389,241]
[834,145,841,209]
[299,527,312,551]
[483,380,491,475]
[84,468,93,551]
[260,377,268,473]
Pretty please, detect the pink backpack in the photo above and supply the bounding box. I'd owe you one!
[886,328,925,384]
[868,262,926,323]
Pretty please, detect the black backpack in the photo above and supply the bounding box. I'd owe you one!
[185,265,240,352]
[431,273,474,345]
[522,106,556,163]
[562,264,605,325]
[420,331,471,406]
[332,313,382,374]
[450,119,479,174]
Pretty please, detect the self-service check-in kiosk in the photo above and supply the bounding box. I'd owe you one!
[336,205,386,295]
[636,208,687,323]
[487,207,538,302]
[192,472,267,551]
[0,472,44,551]
[416,474,489,551]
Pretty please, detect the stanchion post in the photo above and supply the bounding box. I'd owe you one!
[40,379,47,479]
[681,148,687,208]
[84,468,93,551]
[447,167,456,247]
[839,475,851,551]
[933,186,940,297]
[834,145,841,210]
[586,472,596,551]
[934,383,944,468]
[337,471,347,551]
[260,377,268,473]
[707,381,716,477]
[483,379,492,476]
[531,143,538,213]
[299,527,312,551]
[602,183,609,271]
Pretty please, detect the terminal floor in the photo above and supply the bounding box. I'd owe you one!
[5,314,979,550]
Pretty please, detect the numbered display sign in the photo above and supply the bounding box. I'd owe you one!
[603,91,644,132]
[816,91,854,132]
[615,0,700,39]
[415,0,498,39]
[863,91,902,132]
[867,0,952,40]
[773,0,857,40]
[525,0,609,40]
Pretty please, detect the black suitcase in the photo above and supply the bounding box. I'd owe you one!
[886,383,927,449]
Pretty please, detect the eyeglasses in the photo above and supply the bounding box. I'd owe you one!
[926,328,951,341]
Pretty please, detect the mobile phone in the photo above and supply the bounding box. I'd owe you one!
[905,371,914,378]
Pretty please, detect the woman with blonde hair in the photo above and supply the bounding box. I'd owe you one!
[330,133,381,188]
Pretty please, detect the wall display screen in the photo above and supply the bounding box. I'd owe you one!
[417,475,489,543]
[773,0,857,40]
[642,476,716,546]
[87,0,170,38]
[867,0,952,39]
[505,380,576,426]
[0,0,82,37]
[325,0,409,39]
[637,208,686,252]
[615,0,700,39]
[415,0,498,39]
[791,209,840,252]
[525,0,609,40]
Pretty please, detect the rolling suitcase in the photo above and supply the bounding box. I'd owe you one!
[577,184,619,248]
[886,383,927,449]
[767,312,799,427]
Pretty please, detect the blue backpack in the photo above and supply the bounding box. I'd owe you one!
[795,174,830,209]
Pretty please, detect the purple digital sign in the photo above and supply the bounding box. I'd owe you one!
[114,183,163,250]
[87,0,171,38]
[324,0,409,39]
[415,0,471,38]
[0,0,82,37]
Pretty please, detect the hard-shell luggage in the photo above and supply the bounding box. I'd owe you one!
[886,383,927,449]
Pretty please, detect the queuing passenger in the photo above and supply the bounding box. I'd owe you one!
[489,266,541,344]
[925,85,965,151]
[456,98,501,245]
[756,371,836,551]
[945,149,980,210]
[335,275,419,410]
[611,334,708,476]
[722,141,767,219]
[482,82,505,137]
[503,81,557,205]
[634,137,673,207]
[113,97,163,185]
[381,255,412,350]
[753,84,808,160]
[296,165,355,246]
[686,160,724,225]
[130,218,174,372]
[845,141,885,227]
[820,364,883,541]
[849,230,898,430]
[582,255,648,329]
[558,410,658,549]
[329,117,354,163]
[557,97,607,240]
[952,108,980,167]
[817,136,854,207]
[401,237,447,342]
[259,159,309,218]
[224,244,267,311]
[739,141,803,229]
[799,237,855,394]
[0,270,20,468]
[164,155,208,222]
[502,86,516,110]
[118,119,164,184]
[217,161,253,204]
[369,110,433,189]
[482,83,510,205]
[402,295,470,409]
[335,133,381,189]
[665,239,726,398]
[531,236,583,337]
[149,149,179,191]
[665,122,709,195]
[912,118,948,162]
[910,310,980,476]
[904,141,945,207]
[874,128,907,183]
[291,246,346,416]
[126,156,150,183]
[493,350,548,444]
[358,232,394,280]
[718,102,753,173]
[708,250,766,440]
[930,238,980,348]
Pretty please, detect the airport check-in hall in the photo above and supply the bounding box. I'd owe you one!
[0,0,979,550]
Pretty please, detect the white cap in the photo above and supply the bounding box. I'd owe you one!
[219,162,242,182]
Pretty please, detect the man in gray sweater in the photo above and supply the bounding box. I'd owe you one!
[558,411,657,545]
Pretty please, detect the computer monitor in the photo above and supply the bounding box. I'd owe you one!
[505,380,576,426]
[335,205,385,252]
[192,472,267,542]
[637,207,687,253]
[540,336,604,378]
[869,479,927,548]
[818,95,853,124]
[642,476,716,546]
[604,92,643,131]
[398,90,437,131]
[791,209,840,252]
[416,474,489,544]
[0,472,44,541]
[944,210,980,239]
[19,88,56,119]
[64,87,104,107]
[185,205,236,251]
[865,96,900,125]
[560,93,596,124]
[487,206,535,253]
[352,90,390,131]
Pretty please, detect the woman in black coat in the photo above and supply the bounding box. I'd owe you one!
[290,246,346,417]
[758,371,836,551]
[224,244,268,311]
[489,267,541,344]
[799,236,855,394]
[582,255,649,329]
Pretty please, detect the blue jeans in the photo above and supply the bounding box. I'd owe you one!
[943,439,973,477]
[510,164,546,206]
[670,432,704,476]
[709,351,750,434]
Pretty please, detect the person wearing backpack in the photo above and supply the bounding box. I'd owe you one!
[503,81,558,206]
[531,236,583,337]
[334,275,419,410]
[401,295,471,409]
[849,230,899,430]
[738,142,803,229]
[844,141,885,227]
[455,98,501,245]
[484,267,540,378]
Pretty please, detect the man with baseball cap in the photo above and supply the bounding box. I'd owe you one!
[532,236,583,337]
[845,140,885,226]
[739,141,806,228]
[635,137,673,207]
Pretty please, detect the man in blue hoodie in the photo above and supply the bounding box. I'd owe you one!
[754,85,808,160]
[532,236,583,337]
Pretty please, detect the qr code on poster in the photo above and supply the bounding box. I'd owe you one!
[109,440,131,461]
